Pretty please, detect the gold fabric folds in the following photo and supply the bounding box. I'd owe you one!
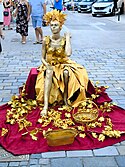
[35,36,88,107]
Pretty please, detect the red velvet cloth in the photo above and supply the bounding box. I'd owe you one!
[0,68,125,155]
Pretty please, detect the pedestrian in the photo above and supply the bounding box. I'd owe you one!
[0,0,4,52]
[54,0,63,12]
[0,0,4,24]
[13,0,30,44]
[0,26,4,53]
[3,0,13,30]
[71,0,74,12]
[28,0,46,44]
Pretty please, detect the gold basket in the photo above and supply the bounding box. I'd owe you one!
[73,100,99,124]
[45,129,77,146]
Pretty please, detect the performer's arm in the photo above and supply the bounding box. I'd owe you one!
[65,32,72,57]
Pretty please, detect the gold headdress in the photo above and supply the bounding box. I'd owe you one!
[43,10,67,27]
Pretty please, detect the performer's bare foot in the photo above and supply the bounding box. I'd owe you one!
[40,108,48,116]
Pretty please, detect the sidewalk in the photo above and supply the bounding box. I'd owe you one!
[107,13,125,24]
[0,15,125,167]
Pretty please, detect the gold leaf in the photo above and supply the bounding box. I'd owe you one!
[98,117,105,122]
[22,131,29,136]
[79,133,86,138]
[38,118,43,123]
[65,113,71,118]
[92,132,98,138]
[43,130,46,137]
[104,125,112,131]
[104,86,109,89]
[91,94,97,99]
[31,135,38,140]
[47,128,52,131]
[8,101,12,105]
[1,128,8,136]
[98,134,105,142]
[10,119,15,125]
[96,81,100,85]
[77,126,85,131]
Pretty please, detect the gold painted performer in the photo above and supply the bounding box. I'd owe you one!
[35,10,88,116]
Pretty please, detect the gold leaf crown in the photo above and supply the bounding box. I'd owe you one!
[43,10,67,27]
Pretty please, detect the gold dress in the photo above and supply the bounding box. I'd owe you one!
[35,36,88,107]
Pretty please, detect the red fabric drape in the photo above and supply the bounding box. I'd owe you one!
[0,68,125,155]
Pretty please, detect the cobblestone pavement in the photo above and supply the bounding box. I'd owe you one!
[0,15,125,167]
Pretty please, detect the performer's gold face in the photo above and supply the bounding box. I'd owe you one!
[50,20,61,34]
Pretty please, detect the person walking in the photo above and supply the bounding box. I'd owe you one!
[0,0,4,52]
[0,26,4,53]
[3,0,13,30]
[54,0,63,12]
[71,0,74,12]
[13,0,30,44]
[0,0,4,24]
[28,0,46,44]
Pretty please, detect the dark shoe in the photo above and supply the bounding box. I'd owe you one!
[8,28,13,30]
[3,28,5,30]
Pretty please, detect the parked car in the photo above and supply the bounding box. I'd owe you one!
[92,0,124,16]
[65,0,82,11]
[78,0,97,12]
[63,0,71,5]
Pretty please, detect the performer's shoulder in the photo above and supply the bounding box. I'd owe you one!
[43,36,50,44]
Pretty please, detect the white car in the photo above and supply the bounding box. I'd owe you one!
[78,0,97,13]
[92,0,124,16]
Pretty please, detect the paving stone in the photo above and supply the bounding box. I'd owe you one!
[93,146,119,156]
[67,150,93,157]
[29,165,40,167]
[82,157,118,167]
[2,97,11,102]
[30,159,39,165]
[42,151,66,158]
[115,156,125,167]
[9,162,20,166]
[51,158,83,167]
[120,141,125,145]
[30,154,41,159]
[39,158,50,165]
[0,163,8,167]
[116,146,125,155]
[3,86,18,90]
[19,161,29,165]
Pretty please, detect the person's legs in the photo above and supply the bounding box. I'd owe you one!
[41,68,53,116]
[35,28,40,42]
[32,16,43,43]
[35,17,43,42]
[36,27,43,42]
[22,35,26,44]
[63,69,69,105]
[32,16,39,43]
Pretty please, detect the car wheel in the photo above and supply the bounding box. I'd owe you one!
[92,14,96,17]
[120,3,124,14]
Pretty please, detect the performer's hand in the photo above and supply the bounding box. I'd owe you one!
[64,32,71,39]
